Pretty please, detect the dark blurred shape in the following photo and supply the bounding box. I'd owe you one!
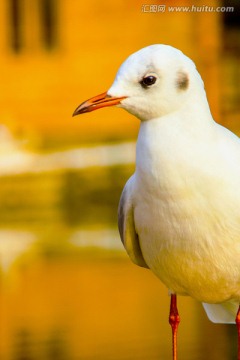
[223,0,240,28]
[61,166,133,226]
[45,329,69,360]
[10,0,22,52]
[221,0,240,120]
[12,329,33,360]
[40,0,58,50]
[222,0,240,52]
[11,327,70,360]
[9,0,58,53]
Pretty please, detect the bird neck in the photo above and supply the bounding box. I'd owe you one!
[135,95,215,186]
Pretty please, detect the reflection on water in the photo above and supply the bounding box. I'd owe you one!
[0,160,238,360]
[12,326,70,360]
[0,254,237,360]
[0,153,134,227]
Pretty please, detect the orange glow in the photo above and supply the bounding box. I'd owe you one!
[1,0,238,148]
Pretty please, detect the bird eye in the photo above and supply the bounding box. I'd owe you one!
[140,75,157,88]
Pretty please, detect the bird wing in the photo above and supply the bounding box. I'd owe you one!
[118,176,149,269]
[202,301,238,324]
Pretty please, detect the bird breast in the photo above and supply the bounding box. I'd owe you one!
[133,119,240,302]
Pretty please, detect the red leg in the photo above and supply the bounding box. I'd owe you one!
[169,294,180,360]
[236,305,240,360]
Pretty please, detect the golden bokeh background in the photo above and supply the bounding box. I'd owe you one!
[0,0,239,359]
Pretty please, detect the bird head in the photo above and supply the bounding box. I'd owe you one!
[73,44,204,121]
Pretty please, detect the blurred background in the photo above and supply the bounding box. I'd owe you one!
[0,0,239,359]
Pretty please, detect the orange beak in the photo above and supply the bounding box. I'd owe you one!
[72,91,127,116]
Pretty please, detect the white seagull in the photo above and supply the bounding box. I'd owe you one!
[73,44,240,359]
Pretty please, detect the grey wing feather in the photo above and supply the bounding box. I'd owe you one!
[118,177,149,269]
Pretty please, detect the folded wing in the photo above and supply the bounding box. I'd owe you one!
[118,176,149,269]
[202,300,238,323]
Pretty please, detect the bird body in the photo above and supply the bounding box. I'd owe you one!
[73,45,240,346]
[134,115,240,306]
[118,114,240,323]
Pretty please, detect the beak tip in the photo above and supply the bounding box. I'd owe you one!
[72,109,78,117]
[72,104,86,117]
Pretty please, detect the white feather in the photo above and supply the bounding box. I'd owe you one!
[108,44,240,323]
[203,301,238,324]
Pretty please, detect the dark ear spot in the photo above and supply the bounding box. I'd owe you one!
[176,71,189,90]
